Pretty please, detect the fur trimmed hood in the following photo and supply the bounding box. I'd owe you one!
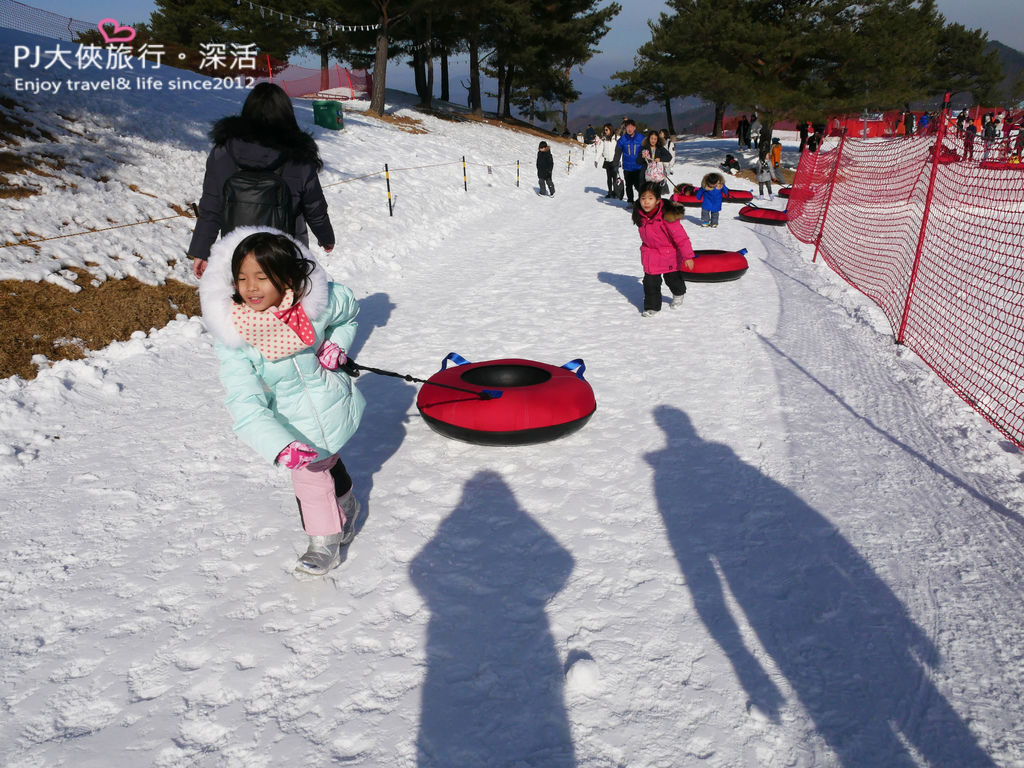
[661,202,686,223]
[199,226,330,349]
[210,116,322,168]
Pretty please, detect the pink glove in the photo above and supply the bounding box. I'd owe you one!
[277,441,318,470]
[316,340,347,371]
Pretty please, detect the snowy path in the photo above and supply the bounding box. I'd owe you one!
[3,129,1024,767]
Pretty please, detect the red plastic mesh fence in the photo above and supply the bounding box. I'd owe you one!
[258,58,371,100]
[787,119,1024,447]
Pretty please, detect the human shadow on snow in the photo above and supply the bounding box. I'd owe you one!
[410,470,576,768]
[646,405,996,768]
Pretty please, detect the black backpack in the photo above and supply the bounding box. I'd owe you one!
[221,147,294,235]
[613,176,625,200]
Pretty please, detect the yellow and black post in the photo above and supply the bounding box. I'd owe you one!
[385,163,393,216]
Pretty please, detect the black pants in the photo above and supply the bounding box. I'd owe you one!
[539,174,555,195]
[643,271,686,311]
[604,163,617,194]
[623,169,644,202]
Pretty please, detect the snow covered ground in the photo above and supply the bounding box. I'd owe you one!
[3,27,1024,768]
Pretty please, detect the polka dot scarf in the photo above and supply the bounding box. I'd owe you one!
[229,289,317,361]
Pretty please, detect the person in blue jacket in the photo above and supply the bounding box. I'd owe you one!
[614,119,646,204]
[695,172,730,227]
[199,226,366,576]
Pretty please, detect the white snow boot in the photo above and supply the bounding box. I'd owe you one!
[670,294,685,309]
[295,533,343,575]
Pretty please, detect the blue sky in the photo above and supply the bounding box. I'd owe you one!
[12,0,1024,86]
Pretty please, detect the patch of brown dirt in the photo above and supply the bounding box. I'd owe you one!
[370,112,429,134]
[0,269,200,380]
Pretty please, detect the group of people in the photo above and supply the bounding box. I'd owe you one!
[585,120,677,203]
[956,110,1024,162]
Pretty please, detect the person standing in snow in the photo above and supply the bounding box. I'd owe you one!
[639,130,672,196]
[614,119,646,204]
[748,114,762,150]
[199,227,365,576]
[632,182,696,317]
[770,137,783,182]
[594,124,619,197]
[659,129,676,169]
[755,151,775,199]
[536,141,555,196]
[695,172,729,228]
[188,83,335,279]
[737,115,750,149]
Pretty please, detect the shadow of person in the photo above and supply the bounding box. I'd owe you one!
[597,271,643,312]
[410,470,576,768]
[645,405,995,767]
[347,292,396,360]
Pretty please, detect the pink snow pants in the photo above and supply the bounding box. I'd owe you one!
[291,455,348,536]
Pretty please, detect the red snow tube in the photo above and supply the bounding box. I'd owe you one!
[685,249,749,282]
[738,205,788,225]
[723,189,754,203]
[671,192,701,206]
[416,355,596,446]
[778,186,792,198]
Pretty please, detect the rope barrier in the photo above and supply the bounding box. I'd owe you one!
[2,153,545,248]
[1,212,190,249]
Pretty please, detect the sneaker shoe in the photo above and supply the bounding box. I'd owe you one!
[769,194,774,201]
[757,194,765,200]
[641,308,658,317]
[338,490,362,546]
[295,533,343,575]
[712,223,719,227]
[670,294,685,309]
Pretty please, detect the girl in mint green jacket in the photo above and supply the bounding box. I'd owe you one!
[200,226,366,576]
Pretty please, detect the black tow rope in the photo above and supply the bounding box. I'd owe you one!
[346,360,502,400]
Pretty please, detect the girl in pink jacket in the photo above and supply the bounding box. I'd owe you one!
[632,182,696,316]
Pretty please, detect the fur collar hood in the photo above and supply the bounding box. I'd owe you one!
[210,116,322,168]
[199,226,330,349]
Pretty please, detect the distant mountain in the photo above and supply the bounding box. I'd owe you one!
[989,40,1024,103]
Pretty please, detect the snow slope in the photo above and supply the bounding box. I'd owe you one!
[2,27,1024,768]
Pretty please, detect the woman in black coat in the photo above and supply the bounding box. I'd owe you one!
[188,83,335,278]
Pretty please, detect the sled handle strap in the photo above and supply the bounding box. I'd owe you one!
[739,248,748,255]
[349,360,501,400]
[561,358,587,380]
[440,351,472,370]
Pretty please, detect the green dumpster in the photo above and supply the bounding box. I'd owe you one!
[313,100,344,131]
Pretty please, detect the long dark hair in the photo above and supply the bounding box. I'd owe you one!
[211,83,323,169]
[230,231,315,304]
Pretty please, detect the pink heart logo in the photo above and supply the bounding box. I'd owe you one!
[97,18,136,44]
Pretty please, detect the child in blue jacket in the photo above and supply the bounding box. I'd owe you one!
[695,172,729,227]
[200,226,366,576]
